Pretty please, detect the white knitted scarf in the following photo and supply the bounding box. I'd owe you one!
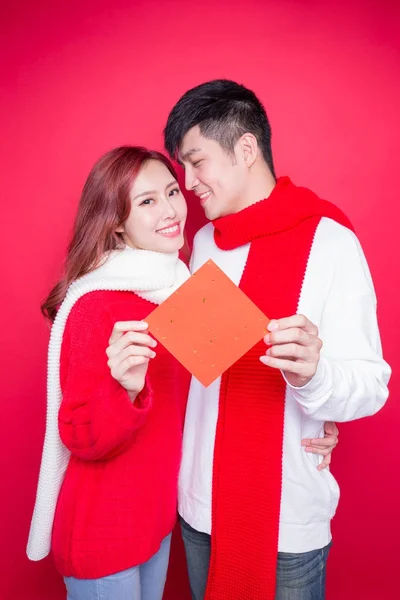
[27,246,190,561]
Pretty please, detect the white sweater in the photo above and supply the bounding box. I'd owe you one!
[178,217,391,552]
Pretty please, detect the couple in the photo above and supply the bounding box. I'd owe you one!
[27,80,390,600]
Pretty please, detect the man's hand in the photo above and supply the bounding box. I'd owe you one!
[302,421,339,471]
[260,314,322,387]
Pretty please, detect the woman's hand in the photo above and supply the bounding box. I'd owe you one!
[106,321,157,401]
[302,421,339,471]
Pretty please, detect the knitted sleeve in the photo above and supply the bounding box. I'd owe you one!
[287,220,391,421]
[58,293,153,460]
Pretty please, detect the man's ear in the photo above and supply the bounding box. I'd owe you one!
[238,133,258,168]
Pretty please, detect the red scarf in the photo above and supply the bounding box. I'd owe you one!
[205,177,353,600]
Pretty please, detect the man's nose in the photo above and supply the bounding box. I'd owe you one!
[185,166,200,191]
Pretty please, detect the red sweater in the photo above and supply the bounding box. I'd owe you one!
[51,290,190,578]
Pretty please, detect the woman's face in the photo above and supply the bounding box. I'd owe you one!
[119,160,187,253]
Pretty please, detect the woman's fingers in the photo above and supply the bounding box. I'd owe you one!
[106,329,157,358]
[107,344,156,370]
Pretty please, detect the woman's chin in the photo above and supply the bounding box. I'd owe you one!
[148,234,185,254]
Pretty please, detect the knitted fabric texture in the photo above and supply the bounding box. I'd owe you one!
[205,177,353,599]
[27,246,190,561]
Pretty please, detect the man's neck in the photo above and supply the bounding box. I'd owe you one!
[232,167,276,214]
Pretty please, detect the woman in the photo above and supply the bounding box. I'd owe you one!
[27,145,338,600]
[27,146,191,599]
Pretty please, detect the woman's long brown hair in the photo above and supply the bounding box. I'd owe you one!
[42,146,179,321]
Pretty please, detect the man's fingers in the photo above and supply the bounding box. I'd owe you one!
[260,356,302,372]
[266,343,310,361]
[259,355,313,377]
[264,328,312,347]
[267,314,318,336]
[108,321,149,345]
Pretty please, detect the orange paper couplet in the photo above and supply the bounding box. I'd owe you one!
[146,259,270,387]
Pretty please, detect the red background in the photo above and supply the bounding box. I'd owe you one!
[1,1,399,599]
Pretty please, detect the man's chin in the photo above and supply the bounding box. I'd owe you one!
[204,205,221,221]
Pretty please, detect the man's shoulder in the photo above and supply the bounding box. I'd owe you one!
[314,217,360,258]
[312,217,375,294]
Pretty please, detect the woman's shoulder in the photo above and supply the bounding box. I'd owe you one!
[64,290,153,331]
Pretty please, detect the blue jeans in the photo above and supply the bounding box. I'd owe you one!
[180,517,331,600]
[64,533,171,600]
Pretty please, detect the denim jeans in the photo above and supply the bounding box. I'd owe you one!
[180,517,331,600]
[64,533,171,600]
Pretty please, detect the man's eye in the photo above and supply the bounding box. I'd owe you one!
[193,160,203,167]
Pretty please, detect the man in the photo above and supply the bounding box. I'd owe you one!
[163,79,390,600]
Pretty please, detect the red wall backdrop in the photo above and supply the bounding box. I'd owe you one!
[1,1,399,599]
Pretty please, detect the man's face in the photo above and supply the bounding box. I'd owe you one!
[178,126,247,220]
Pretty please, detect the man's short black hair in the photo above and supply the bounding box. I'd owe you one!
[164,79,275,177]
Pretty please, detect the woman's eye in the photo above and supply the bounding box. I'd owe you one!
[140,198,154,206]
[169,187,180,197]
